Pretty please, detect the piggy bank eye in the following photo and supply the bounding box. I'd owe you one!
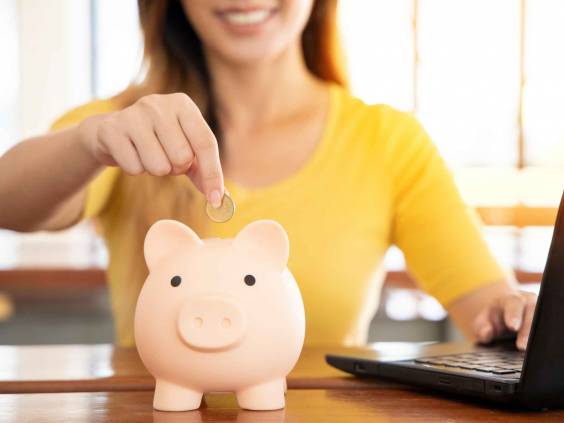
[170,275,182,287]
[244,274,256,286]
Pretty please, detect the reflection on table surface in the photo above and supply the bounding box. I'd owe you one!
[2,341,466,393]
[2,389,564,423]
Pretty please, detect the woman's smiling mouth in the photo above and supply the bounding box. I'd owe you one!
[216,7,278,32]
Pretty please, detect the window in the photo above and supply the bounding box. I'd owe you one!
[0,0,19,157]
[339,1,563,237]
[339,0,563,319]
[0,0,104,269]
[91,0,141,98]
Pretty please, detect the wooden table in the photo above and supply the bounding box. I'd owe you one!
[0,344,367,393]
[0,342,480,393]
[2,342,562,421]
[2,389,564,422]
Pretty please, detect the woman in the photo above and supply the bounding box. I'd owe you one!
[0,0,536,349]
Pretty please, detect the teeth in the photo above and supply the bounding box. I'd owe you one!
[223,9,271,25]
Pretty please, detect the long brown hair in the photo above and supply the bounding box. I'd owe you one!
[118,0,347,126]
[109,0,347,347]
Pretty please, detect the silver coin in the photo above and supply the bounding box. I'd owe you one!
[205,192,235,223]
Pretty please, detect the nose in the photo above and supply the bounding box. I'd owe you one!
[177,297,246,351]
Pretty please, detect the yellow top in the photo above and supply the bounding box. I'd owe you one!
[51,85,505,347]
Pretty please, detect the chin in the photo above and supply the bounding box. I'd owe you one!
[209,39,290,66]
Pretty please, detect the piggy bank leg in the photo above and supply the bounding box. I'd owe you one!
[236,378,285,410]
[153,379,202,411]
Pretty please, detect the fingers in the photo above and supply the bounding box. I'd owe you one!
[185,156,203,193]
[473,290,538,349]
[184,157,231,199]
[97,121,143,175]
[473,291,538,351]
[107,136,143,176]
[516,295,536,351]
[153,115,195,175]
[473,295,508,344]
[502,294,527,332]
[473,308,494,344]
[94,93,224,199]
[138,95,195,176]
[128,121,171,176]
[176,95,224,207]
[488,305,506,338]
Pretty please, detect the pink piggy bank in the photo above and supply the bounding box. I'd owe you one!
[134,219,305,411]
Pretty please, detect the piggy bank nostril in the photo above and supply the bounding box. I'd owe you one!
[221,318,231,329]
[193,317,203,328]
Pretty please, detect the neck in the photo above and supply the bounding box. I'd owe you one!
[205,43,320,129]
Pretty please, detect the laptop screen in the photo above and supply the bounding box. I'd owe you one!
[519,191,564,401]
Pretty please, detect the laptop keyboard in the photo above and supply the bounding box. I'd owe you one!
[414,350,525,377]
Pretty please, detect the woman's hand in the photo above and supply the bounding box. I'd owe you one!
[447,281,538,351]
[78,93,224,207]
[473,290,537,351]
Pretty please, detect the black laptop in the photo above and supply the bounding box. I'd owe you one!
[326,192,564,409]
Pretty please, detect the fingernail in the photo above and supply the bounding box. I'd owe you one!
[209,190,222,208]
[517,338,527,351]
[511,318,522,331]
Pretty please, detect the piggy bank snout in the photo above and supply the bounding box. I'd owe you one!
[177,297,246,352]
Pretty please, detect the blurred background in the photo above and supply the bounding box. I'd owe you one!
[1,0,563,345]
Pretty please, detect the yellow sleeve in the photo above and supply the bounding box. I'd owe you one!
[387,108,507,307]
[50,100,121,219]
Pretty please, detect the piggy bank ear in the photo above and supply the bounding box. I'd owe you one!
[144,220,203,271]
[233,220,289,271]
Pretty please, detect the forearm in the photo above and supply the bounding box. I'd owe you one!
[0,126,102,231]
